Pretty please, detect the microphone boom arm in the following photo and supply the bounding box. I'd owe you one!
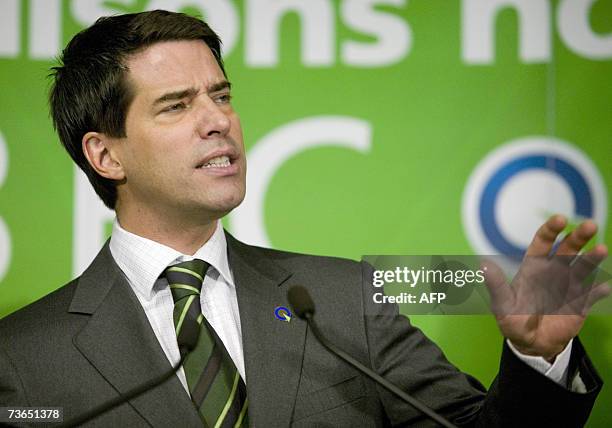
[303,312,458,428]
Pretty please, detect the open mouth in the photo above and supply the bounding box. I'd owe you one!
[196,155,232,169]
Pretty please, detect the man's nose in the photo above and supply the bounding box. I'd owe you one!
[196,97,231,138]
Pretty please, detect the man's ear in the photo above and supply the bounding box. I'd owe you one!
[82,132,125,180]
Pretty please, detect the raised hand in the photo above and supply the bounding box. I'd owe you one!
[483,215,610,361]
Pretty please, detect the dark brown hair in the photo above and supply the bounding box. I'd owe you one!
[49,10,225,209]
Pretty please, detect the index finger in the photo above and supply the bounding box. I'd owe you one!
[525,215,567,257]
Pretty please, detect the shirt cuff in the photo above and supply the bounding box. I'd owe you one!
[506,338,572,385]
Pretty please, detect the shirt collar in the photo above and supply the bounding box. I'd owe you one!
[109,219,234,300]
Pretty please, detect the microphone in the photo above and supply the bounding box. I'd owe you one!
[287,285,458,428]
[59,319,200,427]
[288,285,315,318]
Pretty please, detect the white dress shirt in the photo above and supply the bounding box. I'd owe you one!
[109,219,244,393]
[507,339,573,386]
[108,217,582,395]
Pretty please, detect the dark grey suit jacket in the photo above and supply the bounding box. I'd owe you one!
[0,233,604,427]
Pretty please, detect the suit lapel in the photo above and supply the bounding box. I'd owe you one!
[226,233,307,426]
[69,243,202,427]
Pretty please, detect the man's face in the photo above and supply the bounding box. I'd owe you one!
[111,40,246,223]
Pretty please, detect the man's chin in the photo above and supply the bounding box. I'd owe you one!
[202,194,246,219]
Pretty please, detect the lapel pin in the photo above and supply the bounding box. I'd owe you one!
[274,306,292,323]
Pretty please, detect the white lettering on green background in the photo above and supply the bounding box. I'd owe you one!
[2,0,609,63]
[0,131,11,282]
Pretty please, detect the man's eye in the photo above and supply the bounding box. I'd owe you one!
[215,94,232,104]
[163,102,186,112]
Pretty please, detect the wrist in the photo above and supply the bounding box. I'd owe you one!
[508,340,561,363]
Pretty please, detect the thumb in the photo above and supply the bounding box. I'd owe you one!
[582,282,612,316]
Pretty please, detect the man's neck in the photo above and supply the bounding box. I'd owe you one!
[116,210,218,256]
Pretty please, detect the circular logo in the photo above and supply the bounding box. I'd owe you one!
[274,306,292,322]
[462,137,607,260]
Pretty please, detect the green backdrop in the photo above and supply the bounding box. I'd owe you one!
[0,0,610,425]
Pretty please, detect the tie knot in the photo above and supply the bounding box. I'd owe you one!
[164,259,210,302]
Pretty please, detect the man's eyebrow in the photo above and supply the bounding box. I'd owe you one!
[208,80,232,93]
[152,81,232,106]
[153,88,198,106]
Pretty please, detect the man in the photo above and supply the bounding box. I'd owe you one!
[0,10,607,427]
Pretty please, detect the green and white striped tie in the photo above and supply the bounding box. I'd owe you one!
[165,260,248,427]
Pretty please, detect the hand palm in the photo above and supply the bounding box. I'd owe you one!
[484,216,609,360]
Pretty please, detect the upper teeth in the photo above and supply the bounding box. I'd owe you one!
[202,155,230,168]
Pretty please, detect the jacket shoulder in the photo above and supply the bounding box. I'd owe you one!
[0,279,79,337]
[227,235,364,277]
